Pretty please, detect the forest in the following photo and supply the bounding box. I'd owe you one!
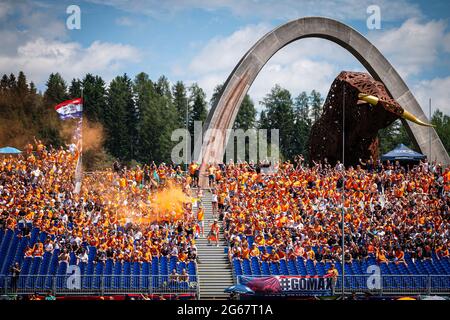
[1,71,449,169]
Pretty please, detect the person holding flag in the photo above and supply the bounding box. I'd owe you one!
[54,97,83,193]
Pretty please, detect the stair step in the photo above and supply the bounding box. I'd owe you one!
[196,190,234,300]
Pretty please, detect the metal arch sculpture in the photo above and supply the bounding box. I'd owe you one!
[199,16,450,170]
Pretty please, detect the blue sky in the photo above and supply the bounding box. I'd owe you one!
[1,0,450,115]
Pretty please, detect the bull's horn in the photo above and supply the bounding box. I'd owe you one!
[358,93,434,127]
[401,110,435,127]
[358,93,379,106]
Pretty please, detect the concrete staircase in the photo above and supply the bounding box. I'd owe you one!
[196,189,234,299]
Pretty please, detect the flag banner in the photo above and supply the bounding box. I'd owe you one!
[239,275,333,296]
[55,98,83,120]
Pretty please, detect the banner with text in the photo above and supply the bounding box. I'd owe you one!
[239,275,334,296]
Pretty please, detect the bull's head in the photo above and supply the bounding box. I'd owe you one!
[308,71,432,166]
[357,93,434,127]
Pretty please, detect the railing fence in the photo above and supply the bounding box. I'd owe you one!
[0,275,198,296]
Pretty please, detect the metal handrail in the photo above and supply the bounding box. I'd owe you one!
[0,275,198,296]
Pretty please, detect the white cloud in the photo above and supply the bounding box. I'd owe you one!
[443,33,450,53]
[88,0,422,22]
[189,23,272,75]
[0,38,141,85]
[369,18,450,79]
[115,16,135,27]
[412,77,450,116]
[0,1,11,19]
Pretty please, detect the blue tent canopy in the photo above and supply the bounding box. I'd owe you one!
[381,143,425,161]
[0,146,22,154]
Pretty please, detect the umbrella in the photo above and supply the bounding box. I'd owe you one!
[224,284,255,294]
[0,146,22,154]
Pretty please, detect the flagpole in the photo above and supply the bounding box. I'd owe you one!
[74,89,83,194]
[341,84,345,299]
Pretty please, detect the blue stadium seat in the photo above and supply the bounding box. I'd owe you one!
[287,260,298,275]
[142,261,150,289]
[250,257,261,275]
[93,262,104,289]
[269,262,280,275]
[132,262,140,289]
[242,259,252,275]
[103,259,113,289]
[56,261,68,289]
[187,261,197,282]
[261,261,270,276]
[112,261,122,289]
[233,259,243,276]
[123,261,131,289]
[26,257,42,288]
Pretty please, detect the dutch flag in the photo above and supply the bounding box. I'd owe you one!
[54,98,83,120]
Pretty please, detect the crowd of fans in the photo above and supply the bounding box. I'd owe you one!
[1,141,450,276]
[0,141,200,268]
[217,157,450,267]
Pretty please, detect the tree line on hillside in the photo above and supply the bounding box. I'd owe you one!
[1,71,449,169]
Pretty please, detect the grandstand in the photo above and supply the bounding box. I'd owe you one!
[1,144,450,299]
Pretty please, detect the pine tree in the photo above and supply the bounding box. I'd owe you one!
[295,91,311,125]
[378,119,413,154]
[234,95,256,130]
[17,71,28,96]
[189,83,208,133]
[69,78,82,99]
[0,74,8,91]
[310,89,323,123]
[260,84,296,160]
[29,82,36,95]
[8,73,17,90]
[431,109,450,154]
[105,74,136,161]
[44,73,68,104]
[172,81,190,129]
[134,72,160,162]
[210,84,223,108]
[82,74,107,123]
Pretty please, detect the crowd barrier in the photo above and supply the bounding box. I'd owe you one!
[0,275,198,296]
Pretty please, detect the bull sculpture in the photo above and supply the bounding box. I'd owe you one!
[308,71,432,166]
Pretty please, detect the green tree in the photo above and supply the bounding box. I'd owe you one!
[310,89,323,123]
[82,74,107,123]
[259,84,296,160]
[292,91,313,160]
[16,71,28,96]
[432,109,450,154]
[134,72,159,162]
[189,83,208,133]
[44,73,68,104]
[172,81,190,128]
[295,92,311,125]
[234,94,256,130]
[105,74,136,160]
[7,73,17,90]
[378,119,413,154]
[69,78,82,99]
[210,84,223,108]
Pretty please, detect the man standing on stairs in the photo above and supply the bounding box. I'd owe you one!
[207,220,220,247]
[197,205,205,238]
[211,190,218,218]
